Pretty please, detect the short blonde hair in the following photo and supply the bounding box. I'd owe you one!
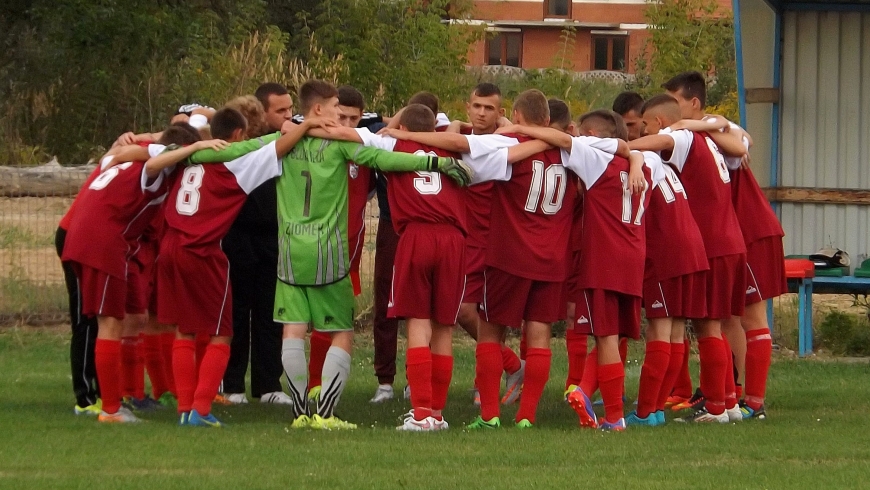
[224,95,269,138]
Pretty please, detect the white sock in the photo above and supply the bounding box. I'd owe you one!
[317,346,351,418]
[281,338,308,418]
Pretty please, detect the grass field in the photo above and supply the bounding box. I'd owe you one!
[2,327,870,489]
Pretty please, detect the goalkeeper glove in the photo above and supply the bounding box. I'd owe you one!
[427,156,474,187]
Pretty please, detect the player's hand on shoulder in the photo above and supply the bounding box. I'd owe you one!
[494,124,520,135]
[304,116,339,131]
[114,132,137,147]
[496,116,512,128]
[376,128,407,139]
[194,139,229,151]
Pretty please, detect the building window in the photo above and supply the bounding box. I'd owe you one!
[487,33,522,67]
[544,0,572,17]
[592,35,628,71]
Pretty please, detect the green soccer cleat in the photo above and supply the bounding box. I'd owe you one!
[158,392,177,408]
[310,414,357,430]
[515,419,534,429]
[187,409,224,428]
[291,414,311,429]
[74,399,102,416]
[467,416,501,429]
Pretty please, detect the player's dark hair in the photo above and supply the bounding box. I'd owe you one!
[612,91,644,117]
[662,71,707,108]
[408,91,440,115]
[158,122,202,146]
[399,104,436,133]
[298,79,339,116]
[579,110,628,141]
[513,89,549,126]
[472,82,501,99]
[254,82,289,111]
[641,94,682,117]
[548,98,571,131]
[338,85,365,112]
[210,107,248,140]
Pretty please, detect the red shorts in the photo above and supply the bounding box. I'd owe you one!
[745,235,788,305]
[462,245,486,304]
[70,262,127,320]
[124,259,147,314]
[157,232,232,336]
[482,266,565,328]
[566,250,583,303]
[131,239,159,314]
[705,253,747,320]
[574,289,642,339]
[388,223,465,326]
[643,270,708,319]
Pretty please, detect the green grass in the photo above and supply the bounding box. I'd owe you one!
[0,224,53,249]
[2,328,870,489]
[0,272,67,322]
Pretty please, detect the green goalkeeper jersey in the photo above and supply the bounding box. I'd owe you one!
[190,133,441,286]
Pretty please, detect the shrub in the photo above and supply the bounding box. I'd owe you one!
[816,310,856,355]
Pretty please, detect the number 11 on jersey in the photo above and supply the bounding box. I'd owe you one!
[620,171,647,225]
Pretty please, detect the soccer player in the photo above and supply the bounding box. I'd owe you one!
[629,94,748,423]
[665,71,784,419]
[62,124,213,423]
[219,89,291,406]
[612,91,645,142]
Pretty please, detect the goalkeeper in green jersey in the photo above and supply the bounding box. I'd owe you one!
[189,80,472,429]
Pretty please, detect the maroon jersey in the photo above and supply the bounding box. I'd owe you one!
[385,139,467,235]
[488,135,574,281]
[347,163,374,267]
[642,152,709,282]
[571,153,652,295]
[163,142,281,249]
[729,167,784,244]
[58,166,101,230]
[62,160,169,278]
[664,129,746,258]
[457,125,494,248]
[570,179,584,252]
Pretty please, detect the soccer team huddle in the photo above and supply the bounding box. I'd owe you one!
[57,70,785,431]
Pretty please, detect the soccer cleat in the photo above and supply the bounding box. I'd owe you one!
[369,384,394,404]
[396,416,437,432]
[97,407,142,424]
[672,388,704,412]
[260,391,293,405]
[157,392,177,408]
[178,411,190,426]
[626,411,662,427]
[467,416,501,429]
[290,414,311,429]
[472,388,481,407]
[188,409,223,428]
[501,360,525,405]
[310,414,357,430]
[566,386,598,429]
[515,419,534,429]
[125,395,164,411]
[739,401,767,420]
[74,400,102,416]
[665,394,690,408]
[726,404,743,422]
[599,418,627,431]
[224,393,249,404]
[674,408,729,424]
[307,386,321,404]
[433,417,449,431]
[403,385,411,400]
[655,410,666,425]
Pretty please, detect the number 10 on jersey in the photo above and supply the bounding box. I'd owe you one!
[524,161,567,215]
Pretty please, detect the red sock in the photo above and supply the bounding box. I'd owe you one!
[697,336,727,415]
[636,341,670,418]
[598,362,625,424]
[501,345,521,375]
[143,333,169,398]
[120,336,138,398]
[744,328,772,410]
[172,339,197,413]
[618,337,629,365]
[191,343,231,416]
[658,341,686,410]
[475,342,503,421]
[95,339,122,414]
[565,329,588,389]
[406,347,433,420]
[723,336,737,408]
[431,354,453,414]
[515,348,551,424]
[579,346,599,396]
[194,332,209,374]
[519,330,527,360]
[133,334,146,399]
[308,330,331,390]
[160,332,176,395]
[672,338,693,398]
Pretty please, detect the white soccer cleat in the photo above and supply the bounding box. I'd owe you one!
[433,417,449,431]
[224,393,249,404]
[726,404,743,422]
[260,391,293,405]
[396,415,438,432]
[501,360,525,405]
[97,407,142,424]
[369,384,395,404]
[675,408,730,424]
